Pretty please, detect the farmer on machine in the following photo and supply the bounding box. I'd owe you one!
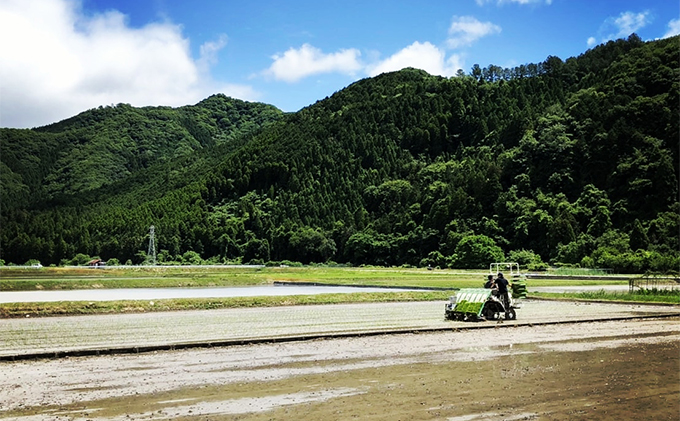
[484,274,495,289]
[495,272,510,316]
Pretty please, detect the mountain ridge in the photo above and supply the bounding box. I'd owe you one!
[1,95,284,207]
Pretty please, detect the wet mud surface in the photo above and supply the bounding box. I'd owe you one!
[1,318,678,420]
[2,300,678,358]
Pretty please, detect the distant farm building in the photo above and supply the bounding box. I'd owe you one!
[88,259,106,267]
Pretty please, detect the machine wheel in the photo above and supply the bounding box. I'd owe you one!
[505,308,517,320]
[482,305,500,321]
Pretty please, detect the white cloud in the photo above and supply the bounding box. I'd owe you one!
[587,10,652,47]
[612,11,651,38]
[447,16,501,49]
[663,18,680,38]
[264,44,362,83]
[0,0,255,128]
[263,15,493,82]
[198,34,229,71]
[367,42,463,77]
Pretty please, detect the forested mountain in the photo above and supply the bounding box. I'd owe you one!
[1,95,284,207]
[1,35,678,272]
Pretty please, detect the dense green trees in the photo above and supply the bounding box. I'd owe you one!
[1,36,678,272]
[1,96,284,209]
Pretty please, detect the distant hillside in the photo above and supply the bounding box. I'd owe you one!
[0,95,284,207]
[1,35,678,272]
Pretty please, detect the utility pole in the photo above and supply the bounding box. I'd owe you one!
[147,225,157,265]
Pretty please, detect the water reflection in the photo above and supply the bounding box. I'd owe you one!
[0,285,420,303]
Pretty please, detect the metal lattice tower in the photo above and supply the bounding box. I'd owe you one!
[147,225,157,265]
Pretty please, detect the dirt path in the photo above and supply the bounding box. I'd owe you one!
[1,317,678,420]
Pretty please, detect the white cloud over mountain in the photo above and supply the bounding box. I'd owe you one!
[367,41,463,77]
[447,16,502,49]
[663,18,680,38]
[267,15,500,82]
[0,0,254,128]
[264,44,362,82]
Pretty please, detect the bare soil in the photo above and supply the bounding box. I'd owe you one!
[1,318,678,420]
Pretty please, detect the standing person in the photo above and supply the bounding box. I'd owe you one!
[495,272,510,316]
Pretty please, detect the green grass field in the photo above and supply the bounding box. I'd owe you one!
[532,289,680,304]
[0,265,630,290]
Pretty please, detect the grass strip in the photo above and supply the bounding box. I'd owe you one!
[0,276,270,291]
[0,290,454,318]
[530,289,680,305]
[0,266,630,291]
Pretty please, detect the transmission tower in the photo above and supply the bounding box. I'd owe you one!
[147,225,157,265]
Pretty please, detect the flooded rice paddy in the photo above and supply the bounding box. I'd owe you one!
[1,299,678,359]
[1,318,678,420]
[0,284,420,303]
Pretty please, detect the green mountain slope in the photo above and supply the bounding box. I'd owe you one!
[1,95,284,207]
[1,35,678,272]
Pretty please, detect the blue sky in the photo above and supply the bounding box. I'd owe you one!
[1,0,678,128]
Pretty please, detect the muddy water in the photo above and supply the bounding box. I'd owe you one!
[1,319,678,420]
